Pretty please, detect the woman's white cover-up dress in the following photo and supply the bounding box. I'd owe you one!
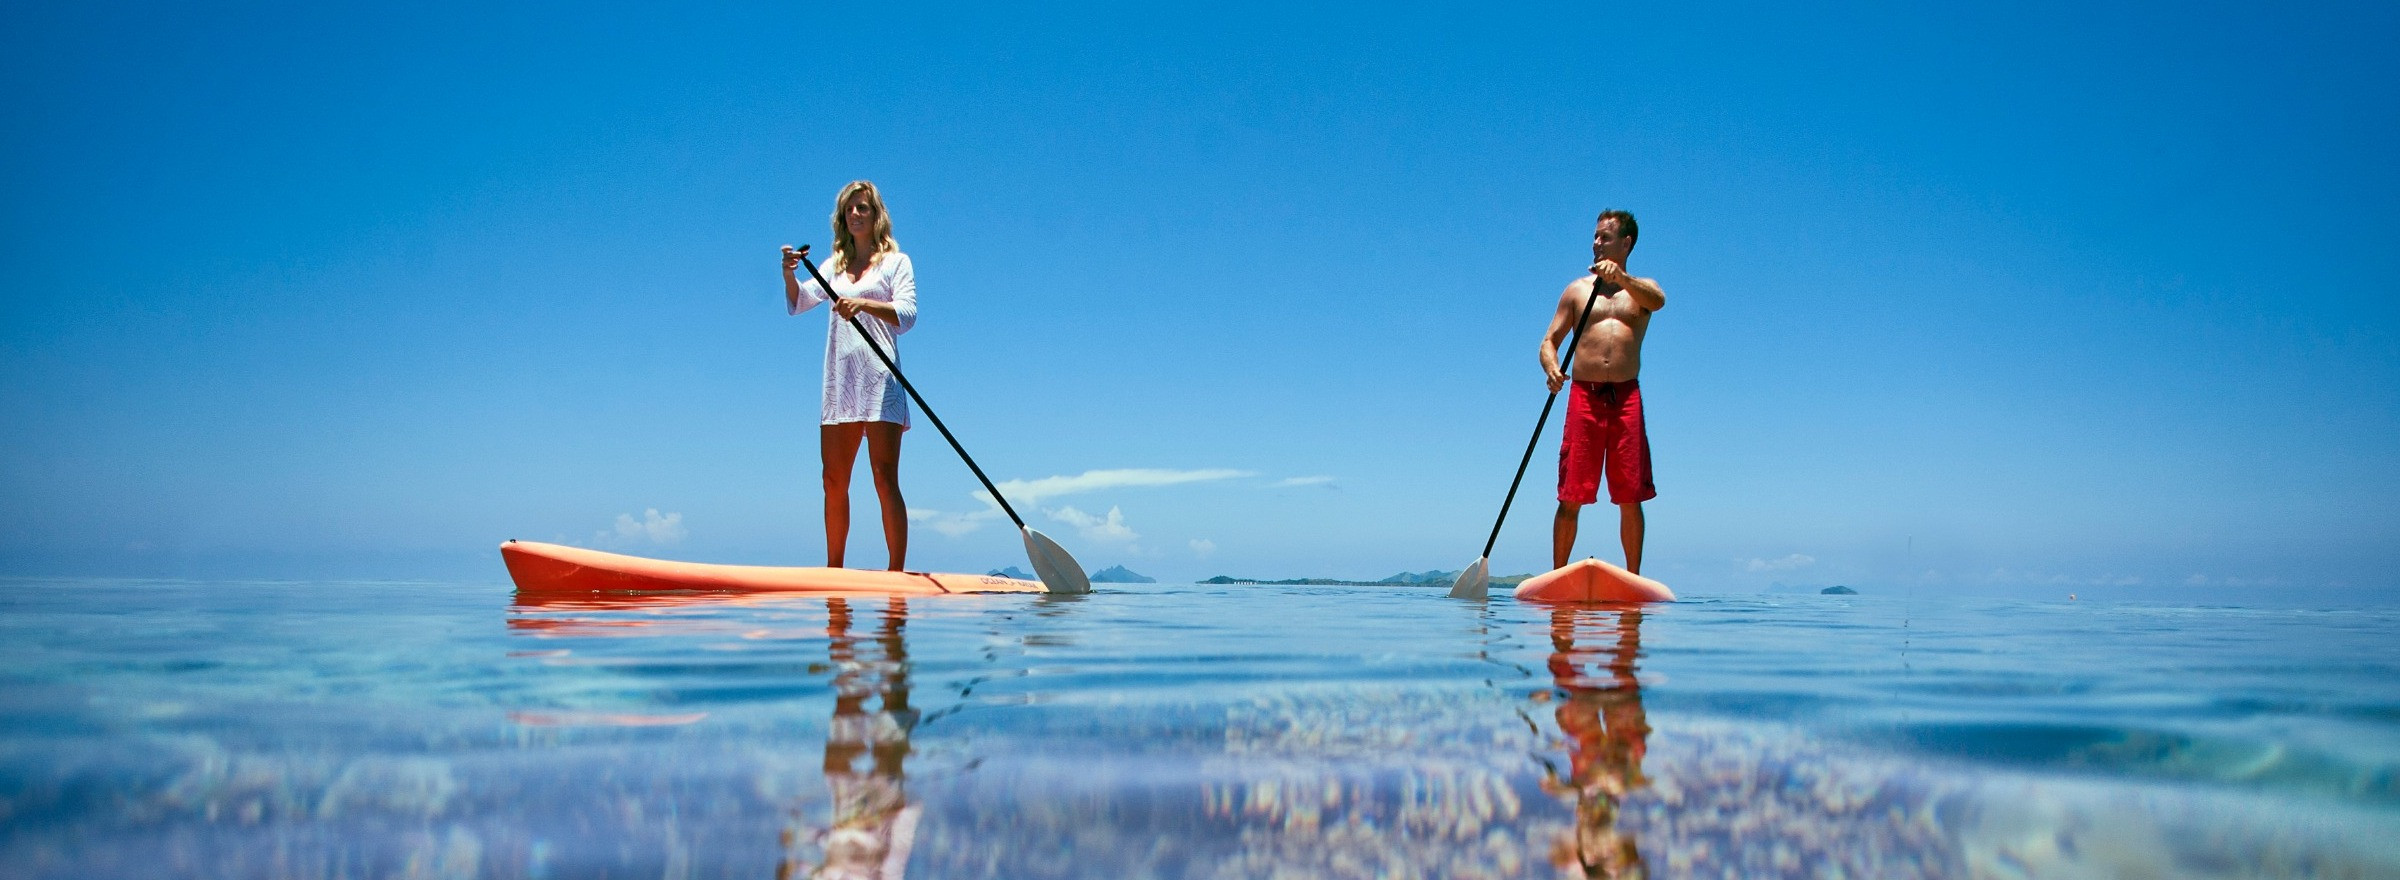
[790,252,917,428]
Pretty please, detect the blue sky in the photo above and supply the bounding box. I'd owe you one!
[4,2,2395,596]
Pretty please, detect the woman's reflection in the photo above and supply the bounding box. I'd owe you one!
[1535,606,1650,879]
[780,598,920,880]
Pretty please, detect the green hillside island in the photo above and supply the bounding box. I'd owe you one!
[1202,569,1537,587]
[1764,582,1863,596]
[987,565,1156,584]
[1089,565,1155,584]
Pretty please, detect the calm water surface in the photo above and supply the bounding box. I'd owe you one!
[2,577,2395,878]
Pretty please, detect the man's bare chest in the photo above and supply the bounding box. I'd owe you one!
[1582,290,1648,333]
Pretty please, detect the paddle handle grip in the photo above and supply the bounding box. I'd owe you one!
[795,251,1030,531]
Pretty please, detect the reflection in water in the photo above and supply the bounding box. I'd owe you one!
[1535,607,1651,879]
[505,590,934,877]
[781,599,921,880]
[499,588,1663,877]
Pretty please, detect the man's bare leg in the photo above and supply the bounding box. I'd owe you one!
[1619,502,1645,575]
[1553,501,1583,570]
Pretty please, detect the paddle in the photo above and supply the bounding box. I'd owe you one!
[786,245,1092,595]
[1448,276,1606,600]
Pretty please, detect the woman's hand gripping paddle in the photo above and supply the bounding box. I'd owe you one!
[1449,279,1606,600]
[787,245,1092,595]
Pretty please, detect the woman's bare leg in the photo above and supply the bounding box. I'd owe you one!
[864,422,907,571]
[821,423,866,567]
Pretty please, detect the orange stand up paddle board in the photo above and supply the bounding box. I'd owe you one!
[1512,558,1676,603]
[501,540,1049,600]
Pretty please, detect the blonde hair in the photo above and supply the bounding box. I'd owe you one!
[830,180,898,272]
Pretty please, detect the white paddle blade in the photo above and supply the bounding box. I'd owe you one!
[1022,527,1091,595]
[1447,557,1491,600]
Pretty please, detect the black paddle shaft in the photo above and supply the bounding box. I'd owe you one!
[1477,280,1607,559]
[794,251,1030,530]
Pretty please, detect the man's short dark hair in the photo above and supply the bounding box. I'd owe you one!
[1597,209,1638,253]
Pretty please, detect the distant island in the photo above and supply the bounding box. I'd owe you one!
[1203,569,1535,587]
[1089,565,1155,584]
[987,564,1157,583]
[1767,582,1864,596]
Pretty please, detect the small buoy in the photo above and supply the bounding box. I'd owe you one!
[2068,593,2078,601]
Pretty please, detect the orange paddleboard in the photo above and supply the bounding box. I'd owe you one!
[500,540,1048,600]
[1512,558,1675,603]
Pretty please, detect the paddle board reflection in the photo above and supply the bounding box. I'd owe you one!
[1534,606,1651,878]
[780,598,921,880]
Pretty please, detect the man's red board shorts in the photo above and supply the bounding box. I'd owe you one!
[1557,379,1657,506]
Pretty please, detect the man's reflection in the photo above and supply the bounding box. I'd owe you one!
[781,598,921,880]
[1536,607,1650,879]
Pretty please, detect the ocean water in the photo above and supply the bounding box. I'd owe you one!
[1,577,2395,879]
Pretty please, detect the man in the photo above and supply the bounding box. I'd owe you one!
[1542,210,1664,572]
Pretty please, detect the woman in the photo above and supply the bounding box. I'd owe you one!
[781,180,916,571]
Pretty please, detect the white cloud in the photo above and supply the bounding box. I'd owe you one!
[910,467,1251,539]
[908,507,993,538]
[1047,505,1138,544]
[1273,475,1337,488]
[603,508,686,545]
[1744,553,1815,572]
[1189,538,1216,557]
